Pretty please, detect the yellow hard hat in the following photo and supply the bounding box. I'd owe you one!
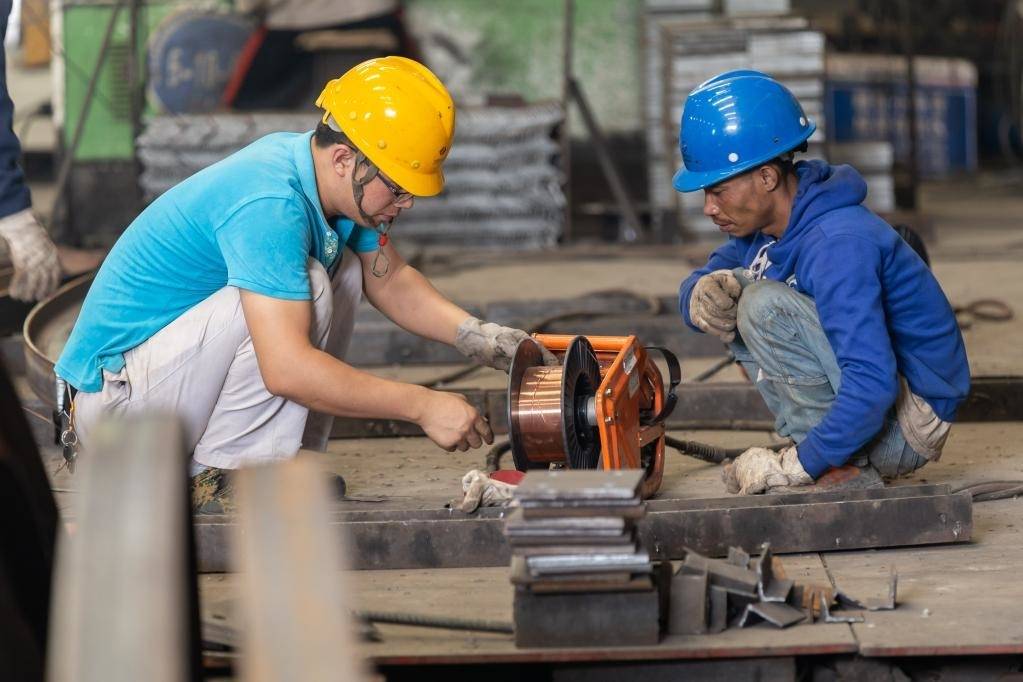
[315,56,455,197]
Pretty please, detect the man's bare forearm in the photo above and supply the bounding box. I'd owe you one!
[275,345,430,422]
[363,253,470,345]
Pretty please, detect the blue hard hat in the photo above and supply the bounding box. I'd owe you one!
[672,70,816,193]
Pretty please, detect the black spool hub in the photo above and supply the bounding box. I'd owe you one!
[560,336,601,469]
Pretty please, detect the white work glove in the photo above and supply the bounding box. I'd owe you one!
[455,469,517,513]
[689,269,742,343]
[454,316,558,372]
[722,446,812,495]
[0,208,60,302]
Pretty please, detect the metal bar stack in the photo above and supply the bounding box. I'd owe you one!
[506,469,662,648]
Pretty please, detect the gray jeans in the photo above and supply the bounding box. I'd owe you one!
[74,252,362,470]
[729,279,927,478]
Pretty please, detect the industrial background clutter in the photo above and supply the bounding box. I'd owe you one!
[2,1,1023,682]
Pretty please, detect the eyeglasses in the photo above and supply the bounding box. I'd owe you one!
[378,172,412,205]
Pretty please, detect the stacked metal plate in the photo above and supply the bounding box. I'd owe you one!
[137,103,565,250]
[505,469,653,594]
[643,3,826,237]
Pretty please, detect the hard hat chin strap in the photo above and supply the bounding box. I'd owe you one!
[350,150,392,278]
[351,150,380,228]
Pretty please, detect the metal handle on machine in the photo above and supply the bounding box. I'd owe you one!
[643,346,681,426]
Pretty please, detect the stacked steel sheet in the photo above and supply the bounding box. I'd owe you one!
[505,469,652,594]
[506,469,664,648]
[137,103,565,249]
[643,1,825,237]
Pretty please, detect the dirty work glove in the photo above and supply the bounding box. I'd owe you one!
[454,469,517,513]
[689,269,742,343]
[0,208,60,302]
[722,446,811,495]
[454,316,558,372]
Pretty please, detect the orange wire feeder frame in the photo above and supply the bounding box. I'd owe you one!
[507,334,680,499]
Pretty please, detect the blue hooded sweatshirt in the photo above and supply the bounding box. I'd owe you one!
[678,160,969,478]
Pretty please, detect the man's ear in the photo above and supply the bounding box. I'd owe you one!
[756,164,781,193]
[331,144,356,177]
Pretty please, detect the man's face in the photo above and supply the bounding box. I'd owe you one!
[353,164,415,227]
[702,170,772,238]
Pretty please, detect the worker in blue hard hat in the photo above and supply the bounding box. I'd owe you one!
[674,70,969,495]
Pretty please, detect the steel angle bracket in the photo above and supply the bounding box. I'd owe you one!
[834,569,898,612]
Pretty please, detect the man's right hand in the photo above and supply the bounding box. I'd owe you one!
[689,269,742,342]
[416,390,494,452]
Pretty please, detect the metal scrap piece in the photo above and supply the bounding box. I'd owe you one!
[668,567,708,635]
[834,569,898,611]
[752,543,793,603]
[682,550,759,595]
[737,601,806,629]
[708,586,729,634]
[820,597,865,624]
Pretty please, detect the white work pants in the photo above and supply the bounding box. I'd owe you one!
[73,252,363,469]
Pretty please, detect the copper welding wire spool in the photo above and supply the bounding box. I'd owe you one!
[508,336,601,471]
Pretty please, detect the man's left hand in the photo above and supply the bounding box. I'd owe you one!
[454,316,558,372]
[722,445,812,495]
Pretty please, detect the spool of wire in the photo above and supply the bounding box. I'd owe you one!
[508,336,601,471]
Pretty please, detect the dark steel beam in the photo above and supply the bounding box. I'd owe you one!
[193,484,971,572]
[344,315,723,367]
[330,376,1023,439]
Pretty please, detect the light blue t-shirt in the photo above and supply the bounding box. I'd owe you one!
[56,131,379,393]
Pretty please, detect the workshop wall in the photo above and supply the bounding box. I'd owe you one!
[404,0,643,137]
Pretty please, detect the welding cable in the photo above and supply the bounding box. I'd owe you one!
[663,436,788,464]
[953,299,1014,330]
[952,480,1023,502]
[355,610,514,634]
[691,352,736,383]
[484,440,512,472]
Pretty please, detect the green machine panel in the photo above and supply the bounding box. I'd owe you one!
[61,0,232,161]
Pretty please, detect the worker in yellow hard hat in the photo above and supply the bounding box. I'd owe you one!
[56,56,556,512]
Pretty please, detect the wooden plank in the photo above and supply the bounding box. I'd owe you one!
[47,415,198,682]
[351,565,855,665]
[233,456,367,682]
